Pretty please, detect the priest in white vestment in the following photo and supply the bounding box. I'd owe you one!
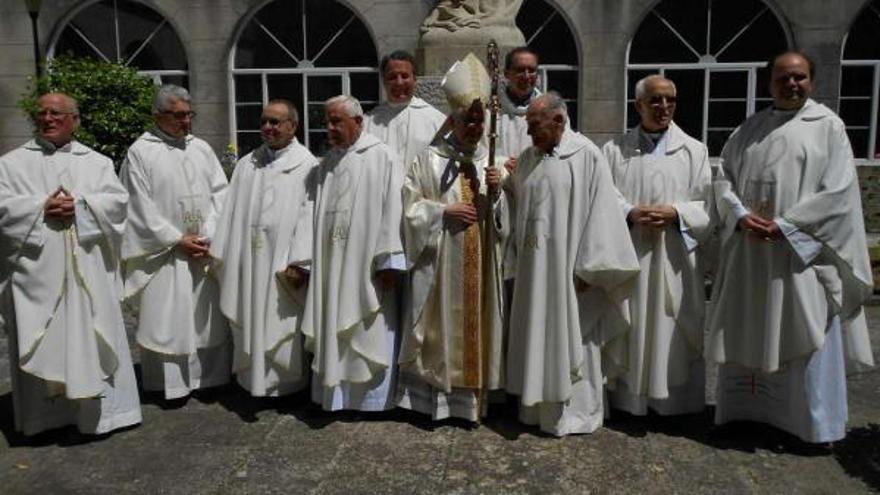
[299,95,405,411]
[120,85,231,400]
[211,100,318,397]
[0,93,142,435]
[708,51,874,443]
[397,53,508,421]
[505,93,640,436]
[364,50,446,173]
[602,75,711,416]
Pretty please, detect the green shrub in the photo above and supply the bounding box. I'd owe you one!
[19,56,155,166]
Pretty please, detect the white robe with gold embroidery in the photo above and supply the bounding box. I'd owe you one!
[397,140,508,421]
[602,123,711,415]
[300,132,405,411]
[211,140,317,397]
[120,131,231,399]
[709,100,874,442]
[505,130,639,436]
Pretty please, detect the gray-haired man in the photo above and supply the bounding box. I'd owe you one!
[119,84,231,400]
[297,95,405,412]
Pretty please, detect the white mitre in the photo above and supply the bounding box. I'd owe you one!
[441,52,491,111]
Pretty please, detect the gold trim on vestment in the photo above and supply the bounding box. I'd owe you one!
[459,166,482,389]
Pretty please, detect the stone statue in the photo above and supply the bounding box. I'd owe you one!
[420,0,524,33]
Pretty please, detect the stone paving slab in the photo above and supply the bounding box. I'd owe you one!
[0,308,878,494]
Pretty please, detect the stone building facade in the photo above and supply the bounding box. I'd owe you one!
[0,0,878,163]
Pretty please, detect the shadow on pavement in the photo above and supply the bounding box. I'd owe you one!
[605,407,835,457]
[0,392,139,448]
[833,423,880,491]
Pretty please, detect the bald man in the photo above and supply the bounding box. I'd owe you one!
[0,93,141,436]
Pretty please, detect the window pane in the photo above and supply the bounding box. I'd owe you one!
[237,132,264,157]
[629,10,698,64]
[709,71,747,98]
[713,5,787,63]
[840,99,873,127]
[665,69,704,141]
[305,2,377,67]
[351,73,379,105]
[236,75,263,103]
[52,0,186,71]
[847,129,870,159]
[161,75,189,89]
[307,76,343,102]
[709,101,747,128]
[841,66,875,97]
[843,0,880,60]
[517,0,578,65]
[236,105,263,132]
[309,131,330,156]
[708,130,734,156]
[268,74,304,107]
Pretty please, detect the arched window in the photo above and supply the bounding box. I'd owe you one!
[840,0,880,159]
[626,0,789,155]
[516,0,579,129]
[230,0,379,156]
[48,0,188,87]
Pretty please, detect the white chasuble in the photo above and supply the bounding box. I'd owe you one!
[211,140,317,397]
[301,132,405,411]
[505,130,639,436]
[0,140,141,435]
[602,123,711,414]
[709,99,873,372]
[364,96,446,172]
[120,131,231,398]
[494,85,537,161]
[708,100,874,442]
[397,140,508,421]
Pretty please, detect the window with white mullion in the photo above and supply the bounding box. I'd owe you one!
[840,1,880,158]
[517,0,580,129]
[230,0,378,156]
[627,0,788,154]
[49,0,188,87]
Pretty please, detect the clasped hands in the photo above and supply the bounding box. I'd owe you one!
[628,205,678,229]
[738,212,783,241]
[44,187,75,221]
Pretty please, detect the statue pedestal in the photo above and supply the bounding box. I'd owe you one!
[416,26,525,112]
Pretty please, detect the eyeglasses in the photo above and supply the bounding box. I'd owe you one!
[508,66,538,76]
[162,110,196,120]
[34,109,77,119]
[647,96,677,108]
[260,117,291,127]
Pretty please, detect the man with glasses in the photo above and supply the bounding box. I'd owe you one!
[0,92,142,435]
[602,74,712,417]
[120,84,231,401]
[498,47,542,167]
[708,51,873,443]
[211,99,318,397]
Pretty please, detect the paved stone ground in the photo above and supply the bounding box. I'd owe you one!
[0,307,878,494]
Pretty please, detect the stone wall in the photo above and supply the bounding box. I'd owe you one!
[0,0,876,154]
